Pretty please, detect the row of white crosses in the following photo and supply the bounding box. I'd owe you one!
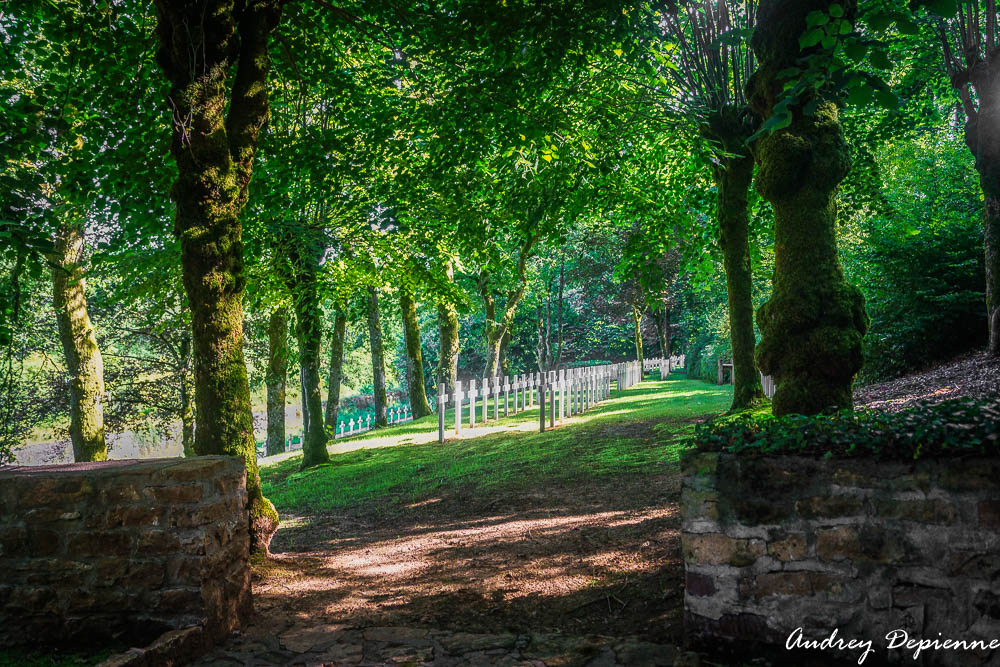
[334,405,412,439]
[642,355,686,377]
[437,361,650,443]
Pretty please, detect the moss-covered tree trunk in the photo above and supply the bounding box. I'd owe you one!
[324,312,347,431]
[50,220,106,462]
[293,269,329,470]
[367,286,388,426]
[713,148,763,410]
[437,300,459,395]
[180,334,195,457]
[749,0,868,416]
[155,0,282,553]
[400,289,432,418]
[265,307,288,457]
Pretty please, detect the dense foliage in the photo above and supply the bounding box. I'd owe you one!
[697,397,1000,459]
[1,0,996,485]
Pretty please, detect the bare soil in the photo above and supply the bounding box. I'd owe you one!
[249,466,685,646]
[854,349,1000,413]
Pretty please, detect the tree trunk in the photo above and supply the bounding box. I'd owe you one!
[555,255,565,368]
[986,192,1000,356]
[155,0,282,553]
[536,304,547,372]
[748,0,867,416]
[400,289,433,418]
[50,220,106,462]
[265,307,288,457]
[180,334,195,457]
[437,301,459,395]
[715,152,763,410]
[294,272,329,470]
[654,308,671,359]
[632,304,644,368]
[367,286,388,426]
[324,312,347,431]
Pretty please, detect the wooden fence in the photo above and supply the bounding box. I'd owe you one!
[715,358,777,399]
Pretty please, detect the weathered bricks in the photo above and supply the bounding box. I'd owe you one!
[682,451,1000,666]
[0,456,250,650]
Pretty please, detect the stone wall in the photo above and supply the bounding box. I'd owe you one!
[0,456,250,650]
[682,451,1000,666]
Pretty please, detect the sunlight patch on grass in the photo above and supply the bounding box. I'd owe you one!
[261,374,732,515]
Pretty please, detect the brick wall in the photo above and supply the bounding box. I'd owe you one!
[682,451,1000,666]
[0,456,251,650]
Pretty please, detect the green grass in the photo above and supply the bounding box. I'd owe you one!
[261,372,732,515]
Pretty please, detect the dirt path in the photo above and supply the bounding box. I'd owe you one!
[194,461,690,666]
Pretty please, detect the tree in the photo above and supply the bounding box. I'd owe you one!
[366,286,389,427]
[324,312,348,431]
[931,0,1000,355]
[436,261,460,395]
[400,289,433,418]
[50,220,107,461]
[659,0,763,409]
[154,0,282,553]
[265,307,288,457]
[748,0,868,415]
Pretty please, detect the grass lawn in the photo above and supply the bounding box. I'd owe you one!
[261,371,732,515]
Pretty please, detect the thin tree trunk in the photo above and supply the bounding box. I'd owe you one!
[654,308,671,359]
[294,270,329,470]
[749,0,867,416]
[555,255,565,368]
[265,307,288,457]
[400,289,432,418]
[324,313,347,431]
[50,220,106,462]
[180,334,195,457]
[715,153,763,410]
[632,304,645,368]
[986,193,1000,355]
[536,304,547,372]
[499,330,511,376]
[367,286,388,426]
[155,0,282,554]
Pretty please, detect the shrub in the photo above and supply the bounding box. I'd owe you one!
[696,397,1000,459]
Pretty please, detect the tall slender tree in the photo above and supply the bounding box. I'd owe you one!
[933,0,1000,355]
[324,312,348,432]
[154,0,282,552]
[265,306,288,457]
[367,286,388,427]
[50,219,106,462]
[400,289,433,418]
[660,0,763,409]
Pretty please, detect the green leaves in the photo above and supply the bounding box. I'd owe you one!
[697,397,1000,460]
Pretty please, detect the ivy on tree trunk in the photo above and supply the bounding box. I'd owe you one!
[50,219,106,462]
[154,0,282,553]
[749,0,868,416]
